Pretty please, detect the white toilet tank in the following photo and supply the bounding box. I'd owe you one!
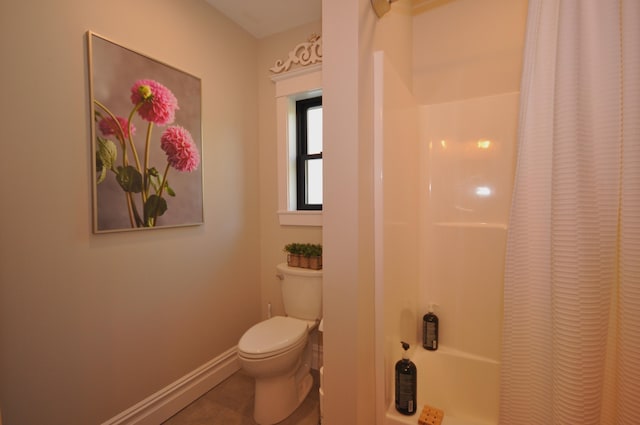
[277,263,322,321]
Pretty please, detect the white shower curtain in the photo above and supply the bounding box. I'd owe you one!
[500,1,640,424]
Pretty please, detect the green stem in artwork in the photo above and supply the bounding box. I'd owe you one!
[126,103,144,174]
[143,121,154,199]
[158,163,171,199]
[125,192,136,228]
[150,163,171,227]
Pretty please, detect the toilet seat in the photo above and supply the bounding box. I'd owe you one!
[238,316,308,359]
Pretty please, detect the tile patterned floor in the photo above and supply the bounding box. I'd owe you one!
[162,369,320,425]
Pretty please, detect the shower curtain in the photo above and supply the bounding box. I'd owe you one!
[500,1,639,424]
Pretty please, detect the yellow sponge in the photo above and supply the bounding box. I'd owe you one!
[418,404,444,425]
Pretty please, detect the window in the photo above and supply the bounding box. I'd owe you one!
[272,64,322,226]
[296,96,323,210]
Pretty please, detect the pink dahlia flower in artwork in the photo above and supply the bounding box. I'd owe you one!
[99,116,135,138]
[130,79,179,125]
[160,126,200,172]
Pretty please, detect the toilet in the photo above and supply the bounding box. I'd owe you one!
[238,263,322,425]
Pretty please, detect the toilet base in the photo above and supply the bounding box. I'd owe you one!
[253,370,313,425]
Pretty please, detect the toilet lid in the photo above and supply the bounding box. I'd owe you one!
[238,316,308,356]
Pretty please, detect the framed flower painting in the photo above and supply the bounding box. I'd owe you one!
[87,31,203,233]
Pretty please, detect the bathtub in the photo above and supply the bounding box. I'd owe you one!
[384,347,500,425]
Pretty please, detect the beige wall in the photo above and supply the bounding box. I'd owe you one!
[322,0,414,424]
[373,0,415,89]
[0,0,261,424]
[257,22,323,321]
[322,1,370,422]
[413,0,528,104]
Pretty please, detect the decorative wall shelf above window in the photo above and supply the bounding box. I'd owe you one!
[270,33,322,75]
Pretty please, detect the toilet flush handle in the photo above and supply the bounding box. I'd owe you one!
[276,272,284,280]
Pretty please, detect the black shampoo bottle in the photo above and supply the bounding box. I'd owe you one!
[423,304,439,351]
[395,341,417,415]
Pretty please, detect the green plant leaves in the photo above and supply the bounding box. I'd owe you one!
[96,137,117,184]
[116,166,143,193]
[144,194,167,224]
[146,167,175,197]
[283,243,322,257]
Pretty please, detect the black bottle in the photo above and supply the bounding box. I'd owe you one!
[395,341,417,415]
[423,304,439,351]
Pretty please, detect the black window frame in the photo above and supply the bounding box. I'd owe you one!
[295,96,323,211]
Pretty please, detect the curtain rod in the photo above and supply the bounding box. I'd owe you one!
[371,0,400,18]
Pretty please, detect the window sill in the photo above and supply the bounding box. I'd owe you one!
[277,210,323,227]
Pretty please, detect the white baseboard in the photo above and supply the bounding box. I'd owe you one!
[101,346,240,425]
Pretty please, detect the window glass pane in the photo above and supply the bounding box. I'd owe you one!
[306,158,323,204]
[307,106,323,155]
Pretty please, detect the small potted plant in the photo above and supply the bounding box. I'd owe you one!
[284,243,322,269]
[299,244,311,268]
[284,243,303,267]
[306,244,323,270]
